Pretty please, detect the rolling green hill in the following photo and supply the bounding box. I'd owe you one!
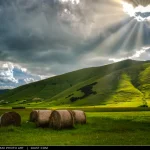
[0,59,150,108]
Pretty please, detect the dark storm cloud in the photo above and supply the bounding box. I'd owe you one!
[0,0,149,78]
[0,0,124,64]
[136,12,150,18]
[0,0,83,66]
[0,0,79,51]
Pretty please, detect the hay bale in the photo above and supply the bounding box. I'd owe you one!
[29,110,38,122]
[35,110,53,127]
[49,110,74,130]
[70,110,86,124]
[0,112,21,127]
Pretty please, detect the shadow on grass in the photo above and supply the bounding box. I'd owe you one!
[72,117,150,134]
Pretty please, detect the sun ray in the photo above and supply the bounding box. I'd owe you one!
[137,0,141,5]
[93,18,136,54]
[134,22,144,48]
[98,13,125,18]
[119,21,138,51]
[133,0,139,6]
[94,3,124,17]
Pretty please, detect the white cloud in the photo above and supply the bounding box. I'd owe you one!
[2,62,14,70]
[109,47,150,62]
[59,0,80,5]
[2,64,9,69]
[15,65,27,73]
[24,78,36,84]
[39,75,55,80]
[0,61,53,89]
[0,63,18,84]
[122,1,150,22]
[0,86,14,89]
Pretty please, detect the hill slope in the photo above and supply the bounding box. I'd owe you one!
[0,59,150,107]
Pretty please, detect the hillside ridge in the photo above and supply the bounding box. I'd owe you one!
[0,59,150,108]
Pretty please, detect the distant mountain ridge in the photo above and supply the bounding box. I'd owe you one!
[0,89,9,94]
[0,59,150,108]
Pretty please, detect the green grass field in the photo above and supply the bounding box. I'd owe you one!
[1,60,150,145]
[1,108,150,146]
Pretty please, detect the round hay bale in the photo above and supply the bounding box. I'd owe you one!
[0,112,21,127]
[70,110,86,124]
[49,110,74,130]
[35,110,53,127]
[29,110,38,122]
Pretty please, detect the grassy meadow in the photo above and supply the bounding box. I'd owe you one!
[1,60,150,145]
[1,108,150,146]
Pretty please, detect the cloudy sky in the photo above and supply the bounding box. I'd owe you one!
[0,0,150,89]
